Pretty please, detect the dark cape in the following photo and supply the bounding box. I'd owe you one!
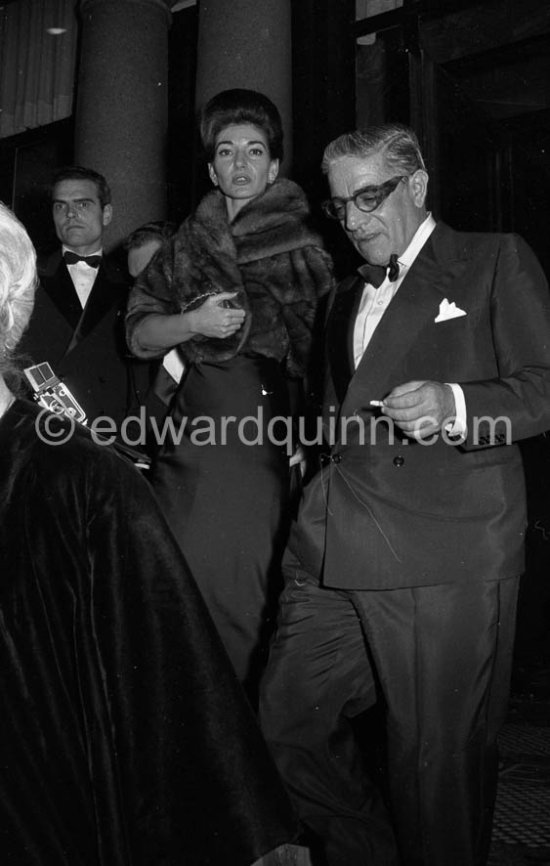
[0,399,296,865]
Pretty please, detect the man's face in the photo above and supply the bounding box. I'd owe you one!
[327,152,428,265]
[52,178,112,255]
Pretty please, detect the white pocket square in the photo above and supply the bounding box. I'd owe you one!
[434,299,467,322]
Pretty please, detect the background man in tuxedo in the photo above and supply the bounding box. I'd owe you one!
[260,124,550,866]
[19,166,147,430]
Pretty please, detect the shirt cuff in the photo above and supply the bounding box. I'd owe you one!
[444,383,467,437]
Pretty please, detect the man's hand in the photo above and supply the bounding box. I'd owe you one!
[289,444,306,476]
[378,380,456,440]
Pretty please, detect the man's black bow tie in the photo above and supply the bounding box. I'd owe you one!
[358,253,400,288]
[64,251,102,268]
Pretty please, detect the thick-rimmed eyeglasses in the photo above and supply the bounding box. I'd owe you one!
[322,175,409,221]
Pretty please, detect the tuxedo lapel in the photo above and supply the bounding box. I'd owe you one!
[39,253,82,330]
[337,224,472,421]
[326,275,363,404]
[76,269,124,343]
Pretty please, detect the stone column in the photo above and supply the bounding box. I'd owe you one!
[75,0,172,250]
[194,0,292,176]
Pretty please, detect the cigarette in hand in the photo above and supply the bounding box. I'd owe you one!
[369,400,384,407]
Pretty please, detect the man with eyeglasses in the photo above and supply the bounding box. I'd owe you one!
[260,123,550,866]
[20,166,148,432]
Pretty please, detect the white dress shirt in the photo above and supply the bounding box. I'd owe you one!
[63,246,102,308]
[352,214,466,434]
[353,214,436,366]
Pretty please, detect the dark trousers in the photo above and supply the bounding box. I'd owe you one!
[259,558,519,866]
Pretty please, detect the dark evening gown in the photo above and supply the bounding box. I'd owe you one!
[151,353,292,691]
[126,179,335,694]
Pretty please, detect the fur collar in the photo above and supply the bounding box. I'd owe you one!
[201,178,324,263]
[165,178,329,364]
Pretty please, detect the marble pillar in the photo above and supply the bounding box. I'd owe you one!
[194,0,293,175]
[75,0,172,249]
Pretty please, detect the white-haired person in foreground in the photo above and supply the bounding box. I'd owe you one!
[0,201,295,864]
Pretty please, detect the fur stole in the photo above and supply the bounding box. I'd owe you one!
[127,178,334,374]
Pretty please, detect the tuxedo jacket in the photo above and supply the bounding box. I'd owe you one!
[291,222,550,590]
[19,250,151,429]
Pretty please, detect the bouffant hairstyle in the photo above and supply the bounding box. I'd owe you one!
[0,201,37,373]
[199,88,284,162]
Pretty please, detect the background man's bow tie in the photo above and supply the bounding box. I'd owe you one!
[64,251,102,268]
[358,253,400,288]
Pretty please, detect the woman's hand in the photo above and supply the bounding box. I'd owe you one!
[131,292,246,354]
[187,292,246,339]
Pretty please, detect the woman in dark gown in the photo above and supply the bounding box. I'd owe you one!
[0,201,296,864]
[126,89,333,695]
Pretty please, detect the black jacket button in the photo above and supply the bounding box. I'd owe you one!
[393,455,405,467]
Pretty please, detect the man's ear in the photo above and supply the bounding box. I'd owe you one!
[102,204,113,227]
[268,159,280,184]
[208,164,219,186]
[410,170,429,208]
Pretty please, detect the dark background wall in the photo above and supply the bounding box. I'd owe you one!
[0,4,199,254]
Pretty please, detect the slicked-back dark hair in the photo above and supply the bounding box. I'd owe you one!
[322,124,426,177]
[50,165,112,208]
[200,88,284,162]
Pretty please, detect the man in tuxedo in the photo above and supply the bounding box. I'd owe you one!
[19,166,147,430]
[260,124,550,866]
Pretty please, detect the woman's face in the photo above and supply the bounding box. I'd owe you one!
[208,124,279,220]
